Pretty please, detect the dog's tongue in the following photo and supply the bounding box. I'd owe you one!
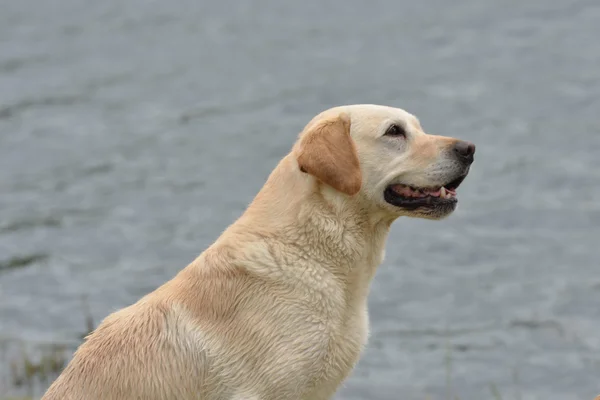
[391,185,427,198]
[390,185,449,198]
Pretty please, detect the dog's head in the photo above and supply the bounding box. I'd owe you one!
[294,104,475,220]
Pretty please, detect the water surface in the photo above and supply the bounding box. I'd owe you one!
[1,0,599,398]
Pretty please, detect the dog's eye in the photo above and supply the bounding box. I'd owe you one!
[384,124,406,138]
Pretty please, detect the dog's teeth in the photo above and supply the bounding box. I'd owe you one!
[440,187,446,199]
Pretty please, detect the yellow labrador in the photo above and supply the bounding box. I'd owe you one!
[42,104,475,400]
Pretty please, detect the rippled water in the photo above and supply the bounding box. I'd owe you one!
[1,0,599,399]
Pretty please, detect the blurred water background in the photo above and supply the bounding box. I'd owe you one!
[1,0,599,399]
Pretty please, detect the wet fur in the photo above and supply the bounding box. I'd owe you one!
[42,104,472,400]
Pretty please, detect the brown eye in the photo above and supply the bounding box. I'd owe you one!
[384,124,406,138]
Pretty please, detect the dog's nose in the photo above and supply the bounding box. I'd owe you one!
[454,140,476,163]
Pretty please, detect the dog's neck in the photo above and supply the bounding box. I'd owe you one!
[215,154,392,299]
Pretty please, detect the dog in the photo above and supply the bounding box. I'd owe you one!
[42,104,475,400]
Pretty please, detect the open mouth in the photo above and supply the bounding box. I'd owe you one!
[384,174,467,210]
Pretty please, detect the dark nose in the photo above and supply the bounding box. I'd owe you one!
[454,140,476,164]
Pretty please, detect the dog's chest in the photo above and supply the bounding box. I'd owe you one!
[304,302,369,398]
[329,311,368,371]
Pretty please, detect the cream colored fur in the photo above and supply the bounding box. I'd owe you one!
[42,104,474,400]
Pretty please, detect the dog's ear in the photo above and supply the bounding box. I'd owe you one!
[296,113,362,196]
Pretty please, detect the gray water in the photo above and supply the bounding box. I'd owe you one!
[1,0,599,399]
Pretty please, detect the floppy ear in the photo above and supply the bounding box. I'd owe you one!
[296,113,362,196]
